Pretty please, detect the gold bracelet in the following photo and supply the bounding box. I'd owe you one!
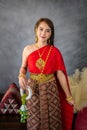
[66,96,73,102]
[18,73,26,79]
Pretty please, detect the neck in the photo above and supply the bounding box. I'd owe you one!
[36,41,47,48]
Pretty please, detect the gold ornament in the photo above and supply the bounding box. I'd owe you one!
[48,39,50,44]
[35,35,38,43]
[36,46,53,73]
[30,73,54,83]
[36,58,45,70]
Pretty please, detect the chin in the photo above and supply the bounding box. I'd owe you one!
[39,39,46,43]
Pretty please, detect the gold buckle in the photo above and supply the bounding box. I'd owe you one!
[37,73,47,83]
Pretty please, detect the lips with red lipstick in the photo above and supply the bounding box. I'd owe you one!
[40,36,46,39]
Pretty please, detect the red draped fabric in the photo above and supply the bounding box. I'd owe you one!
[27,45,73,130]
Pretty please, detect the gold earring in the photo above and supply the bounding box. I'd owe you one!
[48,39,50,44]
[35,35,38,43]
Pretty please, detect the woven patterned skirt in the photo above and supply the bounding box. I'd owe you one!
[26,79,62,130]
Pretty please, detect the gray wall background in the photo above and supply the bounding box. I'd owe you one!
[0,0,87,93]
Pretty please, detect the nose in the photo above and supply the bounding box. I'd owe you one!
[42,30,46,36]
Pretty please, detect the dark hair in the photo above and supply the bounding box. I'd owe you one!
[34,18,54,45]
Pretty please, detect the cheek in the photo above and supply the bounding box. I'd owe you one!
[38,30,42,35]
[36,31,40,37]
[47,33,51,38]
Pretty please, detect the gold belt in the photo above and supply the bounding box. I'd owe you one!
[30,73,54,83]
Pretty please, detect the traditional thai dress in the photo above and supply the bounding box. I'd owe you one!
[26,45,73,130]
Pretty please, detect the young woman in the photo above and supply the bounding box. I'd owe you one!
[18,18,74,130]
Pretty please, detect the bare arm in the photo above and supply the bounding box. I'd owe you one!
[18,48,28,89]
[19,48,27,74]
[57,70,74,105]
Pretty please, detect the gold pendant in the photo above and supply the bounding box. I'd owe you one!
[36,58,45,70]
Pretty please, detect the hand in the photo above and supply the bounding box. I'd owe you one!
[67,98,75,106]
[19,77,27,90]
[66,96,75,106]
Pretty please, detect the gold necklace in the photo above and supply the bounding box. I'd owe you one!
[36,46,53,82]
[36,45,53,72]
[35,44,47,70]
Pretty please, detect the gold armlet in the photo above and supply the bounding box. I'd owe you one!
[18,73,26,79]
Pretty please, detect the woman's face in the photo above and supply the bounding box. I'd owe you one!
[36,21,52,43]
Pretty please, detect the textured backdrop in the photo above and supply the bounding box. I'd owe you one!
[0,0,87,92]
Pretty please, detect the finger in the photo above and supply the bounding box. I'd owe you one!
[28,79,31,83]
[19,79,26,90]
[67,100,74,106]
[22,80,27,89]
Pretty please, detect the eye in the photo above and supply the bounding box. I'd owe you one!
[46,29,51,33]
[46,30,50,32]
[39,28,43,31]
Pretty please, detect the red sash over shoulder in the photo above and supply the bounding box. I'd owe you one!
[53,46,74,130]
[27,45,73,130]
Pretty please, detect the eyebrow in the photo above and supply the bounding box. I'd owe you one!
[39,27,51,31]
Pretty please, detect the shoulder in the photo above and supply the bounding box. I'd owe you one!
[23,44,33,51]
[53,46,64,61]
[52,46,62,55]
[23,43,35,57]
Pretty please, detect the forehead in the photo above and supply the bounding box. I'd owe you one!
[38,22,51,29]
